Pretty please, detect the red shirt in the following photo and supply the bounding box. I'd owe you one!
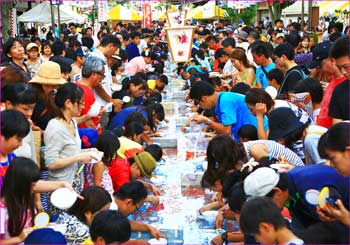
[77,82,99,128]
[317,76,346,128]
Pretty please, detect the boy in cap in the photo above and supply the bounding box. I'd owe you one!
[71,46,90,83]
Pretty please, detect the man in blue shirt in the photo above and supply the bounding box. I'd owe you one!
[251,41,276,90]
[126,31,141,61]
[189,81,263,140]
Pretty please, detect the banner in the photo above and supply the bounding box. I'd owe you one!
[10,8,18,37]
[165,26,195,62]
[98,0,108,22]
[142,3,152,28]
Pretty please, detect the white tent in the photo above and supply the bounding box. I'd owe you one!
[18,1,85,24]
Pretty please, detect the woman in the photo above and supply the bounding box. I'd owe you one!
[25,43,41,78]
[44,83,95,214]
[40,41,52,62]
[294,36,313,66]
[3,37,31,81]
[230,49,255,86]
[56,186,112,244]
[30,61,67,130]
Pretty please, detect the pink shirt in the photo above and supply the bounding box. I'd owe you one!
[126,56,146,76]
[0,199,33,239]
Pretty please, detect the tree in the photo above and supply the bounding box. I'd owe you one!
[222,3,257,26]
[268,0,295,23]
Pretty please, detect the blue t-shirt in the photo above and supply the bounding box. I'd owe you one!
[215,92,266,140]
[108,107,147,130]
[287,164,349,230]
[126,42,140,61]
[256,62,276,90]
[0,153,16,195]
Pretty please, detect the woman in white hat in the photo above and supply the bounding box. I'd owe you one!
[30,61,67,130]
[25,42,42,78]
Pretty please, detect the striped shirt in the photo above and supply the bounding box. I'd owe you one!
[243,140,304,166]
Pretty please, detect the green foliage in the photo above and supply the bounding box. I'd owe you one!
[268,0,295,23]
[222,4,257,26]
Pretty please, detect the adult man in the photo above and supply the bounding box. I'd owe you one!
[273,43,305,95]
[221,38,237,79]
[76,56,106,128]
[68,22,82,43]
[113,181,165,240]
[126,31,141,61]
[251,41,276,90]
[89,34,121,108]
[328,37,350,123]
[206,35,222,71]
[189,81,258,140]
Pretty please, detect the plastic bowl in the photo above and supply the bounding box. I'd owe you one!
[148,238,167,245]
[50,188,77,210]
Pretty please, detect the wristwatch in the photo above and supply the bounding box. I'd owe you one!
[221,231,228,244]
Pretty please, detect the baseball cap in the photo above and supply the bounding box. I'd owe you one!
[236,31,248,41]
[26,42,39,51]
[268,107,305,141]
[134,152,157,178]
[307,41,332,69]
[75,46,90,57]
[244,167,280,198]
[276,32,285,39]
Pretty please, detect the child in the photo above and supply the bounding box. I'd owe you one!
[85,131,120,196]
[90,210,131,244]
[144,144,163,162]
[267,68,284,92]
[0,110,30,190]
[0,157,40,243]
[238,125,258,142]
[239,197,304,245]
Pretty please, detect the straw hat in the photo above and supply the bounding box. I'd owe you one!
[29,61,67,85]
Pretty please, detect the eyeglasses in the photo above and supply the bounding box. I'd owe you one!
[95,71,105,78]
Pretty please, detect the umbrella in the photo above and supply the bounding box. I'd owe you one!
[18,1,85,24]
[109,5,141,21]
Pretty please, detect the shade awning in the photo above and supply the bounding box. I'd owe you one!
[189,2,227,20]
[18,1,85,24]
[109,5,141,21]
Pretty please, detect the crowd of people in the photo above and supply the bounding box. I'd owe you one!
[1,15,350,244]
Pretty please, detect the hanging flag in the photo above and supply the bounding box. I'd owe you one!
[142,3,152,28]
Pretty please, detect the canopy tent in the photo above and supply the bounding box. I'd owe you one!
[109,5,141,21]
[189,2,227,20]
[18,1,85,24]
[282,1,349,17]
[153,12,166,21]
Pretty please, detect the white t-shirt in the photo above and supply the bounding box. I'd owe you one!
[90,49,112,107]
[138,39,148,54]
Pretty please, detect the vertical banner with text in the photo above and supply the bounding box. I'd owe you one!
[142,3,152,28]
[98,0,108,22]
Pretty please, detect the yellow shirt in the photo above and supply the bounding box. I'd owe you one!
[147,80,156,90]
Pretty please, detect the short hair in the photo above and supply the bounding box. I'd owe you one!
[221,37,236,48]
[274,19,283,25]
[189,81,215,101]
[267,68,284,85]
[2,83,37,105]
[81,36,94,50]
[330,36,350,59]
[115,180,148,204]
[318,122,350,158]
[51,40,65,56]
[230,82,250,95]
[251,41,271,58]
[228,182,247,213]
[69,22,78,28]
[1,66,28,88]
[274,43,295,60]
[205,35,219,43]
[145,144,163,162]
[50,56,72,74]
[1,110,30,139]
[237,125,258,141]
[130,31,141,39]
[239,197,287,235]
[329,32,342,42]
[81,56,106,78]
[159,74,168,85]
[214,48,228,59]
[285,31,301,48]
[68,186,112,224]
[99,34,121,48]
[123,121,144,138]
[294,78,323,104]
[3,37,23,59]
[245,88,275,112]
[90,210,131,244]
[124,111,147,127]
